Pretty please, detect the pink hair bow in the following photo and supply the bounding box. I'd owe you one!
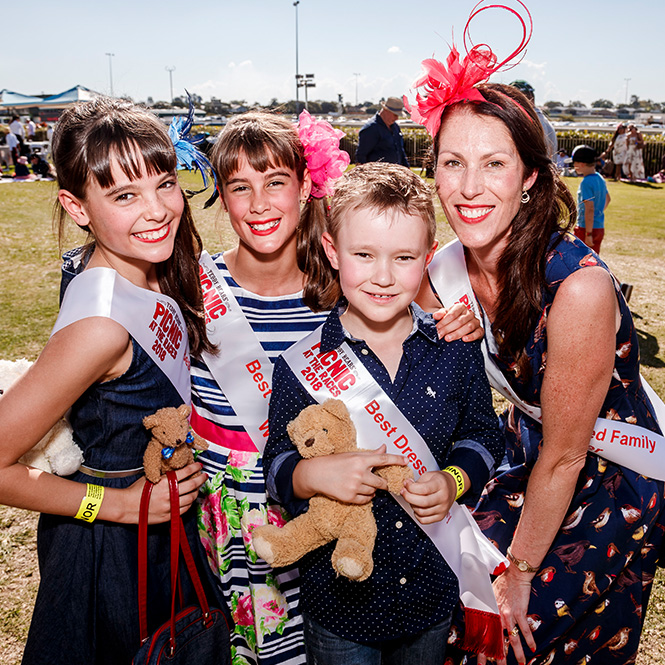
[404,0,532,138]
[297,110,350,198]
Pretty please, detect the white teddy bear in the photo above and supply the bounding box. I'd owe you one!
[0,358,83,475]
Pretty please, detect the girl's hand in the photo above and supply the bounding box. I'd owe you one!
[477,568,536,665]
[400,470,456,524]
[126,463,207,524]
[295,445,407,504]
[433,303,483,343]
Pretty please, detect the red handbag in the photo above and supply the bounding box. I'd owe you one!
[133,471,231,664]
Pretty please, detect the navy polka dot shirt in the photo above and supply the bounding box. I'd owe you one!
[264,304,504,644]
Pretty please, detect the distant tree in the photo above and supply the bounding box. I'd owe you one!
[146,96,154,107]
[172,96,187,108]
[569,100,586,108]
[152,101,171,109]
[544,100,563,109]
[630,94,641,109]
[591,99,614,109]
[320,101,337,114]
[268,97,279,109]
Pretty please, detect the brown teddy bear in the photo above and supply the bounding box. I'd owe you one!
[142,404,208,484]
[252,399,412,582]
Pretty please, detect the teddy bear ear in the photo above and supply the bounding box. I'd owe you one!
[322,399,350,421]
[143,413,157,429]
[177,404,192,418]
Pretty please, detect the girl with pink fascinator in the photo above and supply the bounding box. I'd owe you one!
[190,110,481,665]
[407,2,665,664]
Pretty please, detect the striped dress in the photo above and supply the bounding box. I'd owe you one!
[191,253,327,665]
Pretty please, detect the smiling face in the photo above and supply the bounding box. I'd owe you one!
[59,153,183,284]
[322,206,436,339]
[221,152,311,259]
[435,108,537,260]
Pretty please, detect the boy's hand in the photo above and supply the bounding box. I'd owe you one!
[433,303,483,343]
[294,444,407,504]
[400,470,456,524]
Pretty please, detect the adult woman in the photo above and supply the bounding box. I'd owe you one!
[601,123,628,180]
[412,44,665,665]
[624,123,645,181]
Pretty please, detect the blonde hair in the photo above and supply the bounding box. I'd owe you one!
[312,163,436,310]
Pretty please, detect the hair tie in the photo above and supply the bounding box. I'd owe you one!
[168,91,219,207]
[404,0,533,138]
[296,110,350,198]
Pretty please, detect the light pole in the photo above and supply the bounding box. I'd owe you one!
[624,78,631,106]
[166,66,176,104]
[353,73,361,107]
[294,1,300,113]
[105,52,115,97]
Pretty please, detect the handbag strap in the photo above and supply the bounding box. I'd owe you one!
[137,471,214,650]
[138,479,154,644]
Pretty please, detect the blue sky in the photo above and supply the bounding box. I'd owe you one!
[4,1,663,108]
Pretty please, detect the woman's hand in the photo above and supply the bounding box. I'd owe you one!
[400,470,456,524]
[433,303,484,343]
[124,463,207,524]
[293,445,407,504]
[477,567,537,665]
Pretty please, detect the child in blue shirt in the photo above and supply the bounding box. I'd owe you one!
[262,163,504,664]
[572,144,611,254]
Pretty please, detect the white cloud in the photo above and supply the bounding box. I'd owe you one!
[388,46,401,54]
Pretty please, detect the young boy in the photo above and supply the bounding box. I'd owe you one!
[572,144,611,254]
[262,163,504,664]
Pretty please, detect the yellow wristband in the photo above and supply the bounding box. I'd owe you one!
[442,466,465,501]
[75,484,105,523]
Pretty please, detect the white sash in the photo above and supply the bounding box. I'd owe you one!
[197,252,272,453]
[282,327,507,657]
[52,267,191,404]
[428,239,665,480]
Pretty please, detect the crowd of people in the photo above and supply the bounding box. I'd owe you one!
[1,114,55,180]
[0,3,663,665]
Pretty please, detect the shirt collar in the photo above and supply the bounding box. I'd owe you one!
[320,302,439,353]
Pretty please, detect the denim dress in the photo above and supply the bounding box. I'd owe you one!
[22,339,225,665]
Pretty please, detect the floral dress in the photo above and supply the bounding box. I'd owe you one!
[190,253,327,665]
[450,234,665,665]
[625,133,645,180]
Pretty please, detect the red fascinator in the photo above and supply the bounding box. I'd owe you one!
[404,0,532,137]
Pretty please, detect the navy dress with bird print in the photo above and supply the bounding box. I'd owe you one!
[454,233,665,665]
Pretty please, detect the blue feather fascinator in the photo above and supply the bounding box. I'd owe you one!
[168,92,218,208]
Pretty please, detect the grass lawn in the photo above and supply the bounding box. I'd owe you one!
[0,171,664,663]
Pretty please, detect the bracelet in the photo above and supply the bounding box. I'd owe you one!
[75,483,105,523]
[442,466,465,500]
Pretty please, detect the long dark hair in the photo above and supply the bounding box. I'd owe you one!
[435,84,576,375]
[52,96,213,357]
[209,111,329,310]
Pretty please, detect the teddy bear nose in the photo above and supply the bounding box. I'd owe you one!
[175,438,183,445]
[304,437,315,448]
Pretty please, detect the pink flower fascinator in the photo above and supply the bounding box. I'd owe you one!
[297,110,350,198]
[404,0,533,138]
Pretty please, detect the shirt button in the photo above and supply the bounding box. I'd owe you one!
[361,348,369,355]
[395,521,403,529]
[399,577,407,585]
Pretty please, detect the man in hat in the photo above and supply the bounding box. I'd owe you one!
[355,96,410,166]
[510,79,558,158]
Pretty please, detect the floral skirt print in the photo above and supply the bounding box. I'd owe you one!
[198,450,305,665]
[448,234,665,665]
